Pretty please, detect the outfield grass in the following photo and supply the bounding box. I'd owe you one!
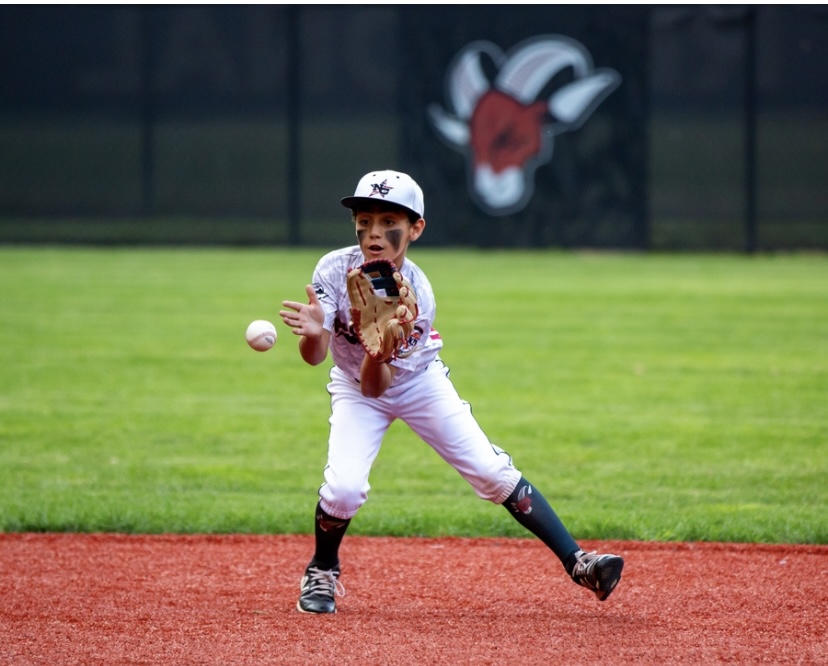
[0,247,825,543]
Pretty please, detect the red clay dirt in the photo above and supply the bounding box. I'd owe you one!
[1,533,826,665]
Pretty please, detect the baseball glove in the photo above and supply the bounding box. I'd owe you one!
[346,258,419,363]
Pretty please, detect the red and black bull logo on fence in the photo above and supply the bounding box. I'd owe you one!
[428,35,621,217]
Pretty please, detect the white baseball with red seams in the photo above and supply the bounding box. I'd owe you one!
[246,320,277,351]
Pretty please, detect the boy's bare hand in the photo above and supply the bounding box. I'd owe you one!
[280,284,325,338]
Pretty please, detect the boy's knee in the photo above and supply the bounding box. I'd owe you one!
[477,467,523,505]
[319,483,367,519]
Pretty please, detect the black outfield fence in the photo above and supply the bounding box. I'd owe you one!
[1,5,826,250]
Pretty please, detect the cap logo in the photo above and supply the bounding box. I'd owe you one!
[369,179,393,198]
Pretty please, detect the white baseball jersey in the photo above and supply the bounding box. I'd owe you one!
[312,245,443,390]
[309,245,522,520]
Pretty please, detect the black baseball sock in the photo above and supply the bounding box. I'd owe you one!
[312,502,351,570]
[503,477,580,568]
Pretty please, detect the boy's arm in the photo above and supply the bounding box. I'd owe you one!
[280,284,329,366]
[359,355,397,398]
[298,328,330,366]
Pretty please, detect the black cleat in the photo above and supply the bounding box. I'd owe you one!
[297,561,345,614]
[571,550,624,601]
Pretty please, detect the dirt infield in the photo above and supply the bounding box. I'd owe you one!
[1,534,826,665]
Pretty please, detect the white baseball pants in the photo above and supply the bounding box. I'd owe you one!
[318,360,523,520]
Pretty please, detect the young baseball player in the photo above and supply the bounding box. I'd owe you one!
[278,169,624,614]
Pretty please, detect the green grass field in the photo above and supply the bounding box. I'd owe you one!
[0,247,825,544]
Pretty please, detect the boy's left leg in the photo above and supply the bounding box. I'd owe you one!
[503,477,624,601]
[401,362,624,601]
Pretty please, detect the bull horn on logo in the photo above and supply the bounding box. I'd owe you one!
[427,41,501,146]
[428,35,621,216]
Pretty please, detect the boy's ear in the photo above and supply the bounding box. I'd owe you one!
[410,217,426,241]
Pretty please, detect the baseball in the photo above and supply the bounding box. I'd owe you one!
[246,319,277,352]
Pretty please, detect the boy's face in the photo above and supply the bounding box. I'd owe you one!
[354,203,425,268]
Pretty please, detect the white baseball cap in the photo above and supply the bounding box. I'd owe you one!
[341,169,424,219]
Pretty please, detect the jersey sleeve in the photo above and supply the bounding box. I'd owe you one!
[310,252,346,334]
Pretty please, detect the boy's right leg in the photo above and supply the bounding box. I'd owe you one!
[312,501,351,570]
[297,503,350,614]
[297,369,391,614]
